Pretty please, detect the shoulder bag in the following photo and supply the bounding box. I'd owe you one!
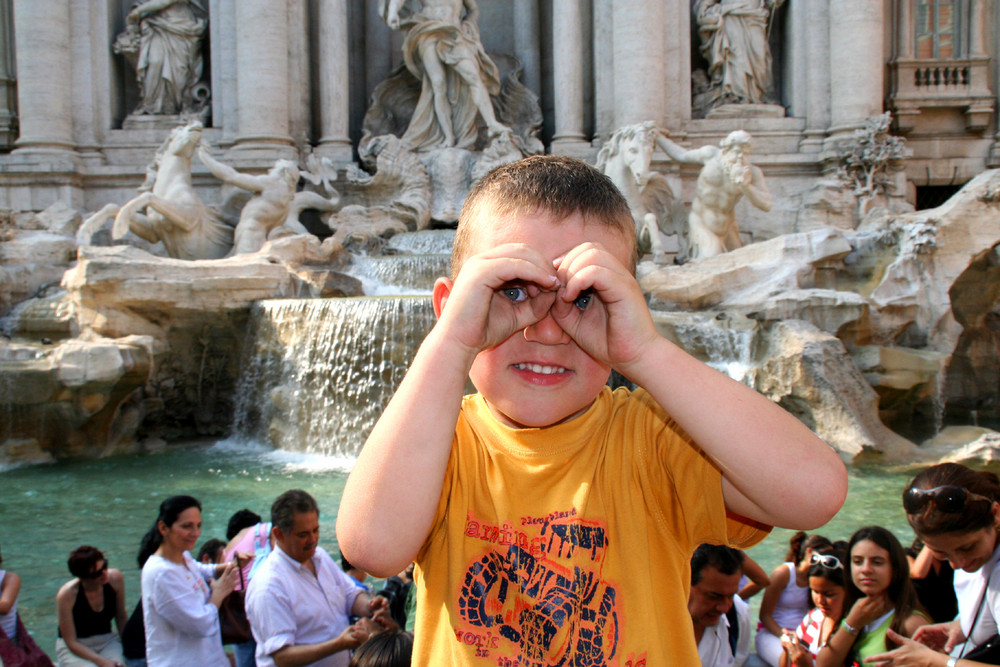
[218,564,252,645]
[0,614,55,667]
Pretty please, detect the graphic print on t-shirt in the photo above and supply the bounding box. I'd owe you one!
[457,508,622,665]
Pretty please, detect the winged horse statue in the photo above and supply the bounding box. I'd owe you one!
[596,121,684,264]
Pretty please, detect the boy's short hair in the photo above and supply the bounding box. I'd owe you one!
[452,155,638,278]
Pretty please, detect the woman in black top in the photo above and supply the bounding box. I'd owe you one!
[55,546,128,667]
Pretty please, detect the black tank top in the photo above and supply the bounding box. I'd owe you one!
[59,582,116,639]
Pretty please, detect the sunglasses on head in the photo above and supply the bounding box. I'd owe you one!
[903,484,992,515]
[810,553,843,570]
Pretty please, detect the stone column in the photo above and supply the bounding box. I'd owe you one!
[550,0,589,154]
[896,0,915,58]
[969,0,988,57]
[612,1,665,127]
[826,0,883,147]
[11,0,76,159]
[315,0,352,163]
[513,0,541,97]
[229,0,295,162]
[801,0,831,151]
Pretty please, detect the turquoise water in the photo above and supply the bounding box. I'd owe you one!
[0,443,922,658]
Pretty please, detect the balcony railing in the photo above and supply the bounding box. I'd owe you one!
[889,56,994,132]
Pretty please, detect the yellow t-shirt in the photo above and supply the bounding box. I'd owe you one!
[412,386,769,666]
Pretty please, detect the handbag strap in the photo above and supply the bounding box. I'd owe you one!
[963,569,995,659]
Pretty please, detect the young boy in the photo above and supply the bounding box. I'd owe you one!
[337,155,847,665]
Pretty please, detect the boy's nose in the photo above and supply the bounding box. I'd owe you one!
[523,312,570,345]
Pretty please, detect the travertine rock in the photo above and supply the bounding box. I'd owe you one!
[750,320,917,461]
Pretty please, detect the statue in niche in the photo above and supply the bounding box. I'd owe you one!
[378,0,513,152]
[197,147,341,255]
[693,0,784,114]
[596,121,683,265]
[80,121,235,260]
[656,130,772,260]
[114,0,209,117]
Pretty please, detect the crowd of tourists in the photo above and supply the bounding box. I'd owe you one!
[692,462,1000,667]
[0,489,413,667]
[3,463,1000,666]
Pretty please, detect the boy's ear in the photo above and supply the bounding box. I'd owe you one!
[432,277,453,318]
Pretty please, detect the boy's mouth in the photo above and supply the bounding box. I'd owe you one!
[513,362,568,375]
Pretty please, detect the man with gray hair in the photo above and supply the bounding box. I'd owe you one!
[246,489,390,667]
[656,129,772,260]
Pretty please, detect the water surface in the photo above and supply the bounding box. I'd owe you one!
[0,443,924,657]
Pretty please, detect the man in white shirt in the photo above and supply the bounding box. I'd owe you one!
[246,489,389,667]
[689,544,753,667]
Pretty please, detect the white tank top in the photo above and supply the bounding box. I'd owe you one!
[0,570,18,641]
[773,561,811,629]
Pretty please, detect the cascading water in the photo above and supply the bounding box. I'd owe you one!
[663,311,760,384]
[230,230,453,457]
[231,297,436,457]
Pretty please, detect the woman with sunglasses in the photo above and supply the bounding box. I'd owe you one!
[779,550,848,667]
[55,545,128,667]
[757,532,834,666]
[816,526,928,667]
[139,495,239,667]
[866,463,1000,667]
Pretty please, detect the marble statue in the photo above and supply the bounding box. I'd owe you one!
[197,148,340,255]
[114,0,209,116]
[379,0,511,152]
[111,121,233,260]
[656,130,772,260]
[596,121,678,264]
[694,0,784,112]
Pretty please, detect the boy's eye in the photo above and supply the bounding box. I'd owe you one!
[501,286,528,303]
[574,290,593,310]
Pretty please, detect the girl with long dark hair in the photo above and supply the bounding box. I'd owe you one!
[816,526,928,666]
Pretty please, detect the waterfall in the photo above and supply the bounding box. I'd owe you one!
[664,312,759,384]
[231,296,436,457]
[349,255,450,295]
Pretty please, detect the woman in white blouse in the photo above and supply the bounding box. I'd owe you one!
[138,495,238,667]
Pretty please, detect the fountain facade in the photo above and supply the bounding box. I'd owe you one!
[1,1,1000,465]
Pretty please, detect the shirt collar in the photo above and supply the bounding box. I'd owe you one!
[274,543,321,574]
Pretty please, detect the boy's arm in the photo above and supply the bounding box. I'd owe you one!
[337,244,560,577]
[622,335,845,529]
[553,242,847,531]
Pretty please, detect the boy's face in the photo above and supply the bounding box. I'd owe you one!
[460,208,633,429]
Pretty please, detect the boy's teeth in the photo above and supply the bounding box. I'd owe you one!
[515,363,565,375]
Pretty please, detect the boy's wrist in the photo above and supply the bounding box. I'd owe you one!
[421,324,481,376]
[614,336,675,386]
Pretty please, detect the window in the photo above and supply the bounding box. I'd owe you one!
[916,0,960,59]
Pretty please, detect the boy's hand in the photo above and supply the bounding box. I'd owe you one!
[435,243,559,356]
[550,242,659,372]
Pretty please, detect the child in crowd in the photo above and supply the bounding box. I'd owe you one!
[337,155,847,665]
[780,548,848,667]
[758,532,833,666]
[816,526,929,666]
